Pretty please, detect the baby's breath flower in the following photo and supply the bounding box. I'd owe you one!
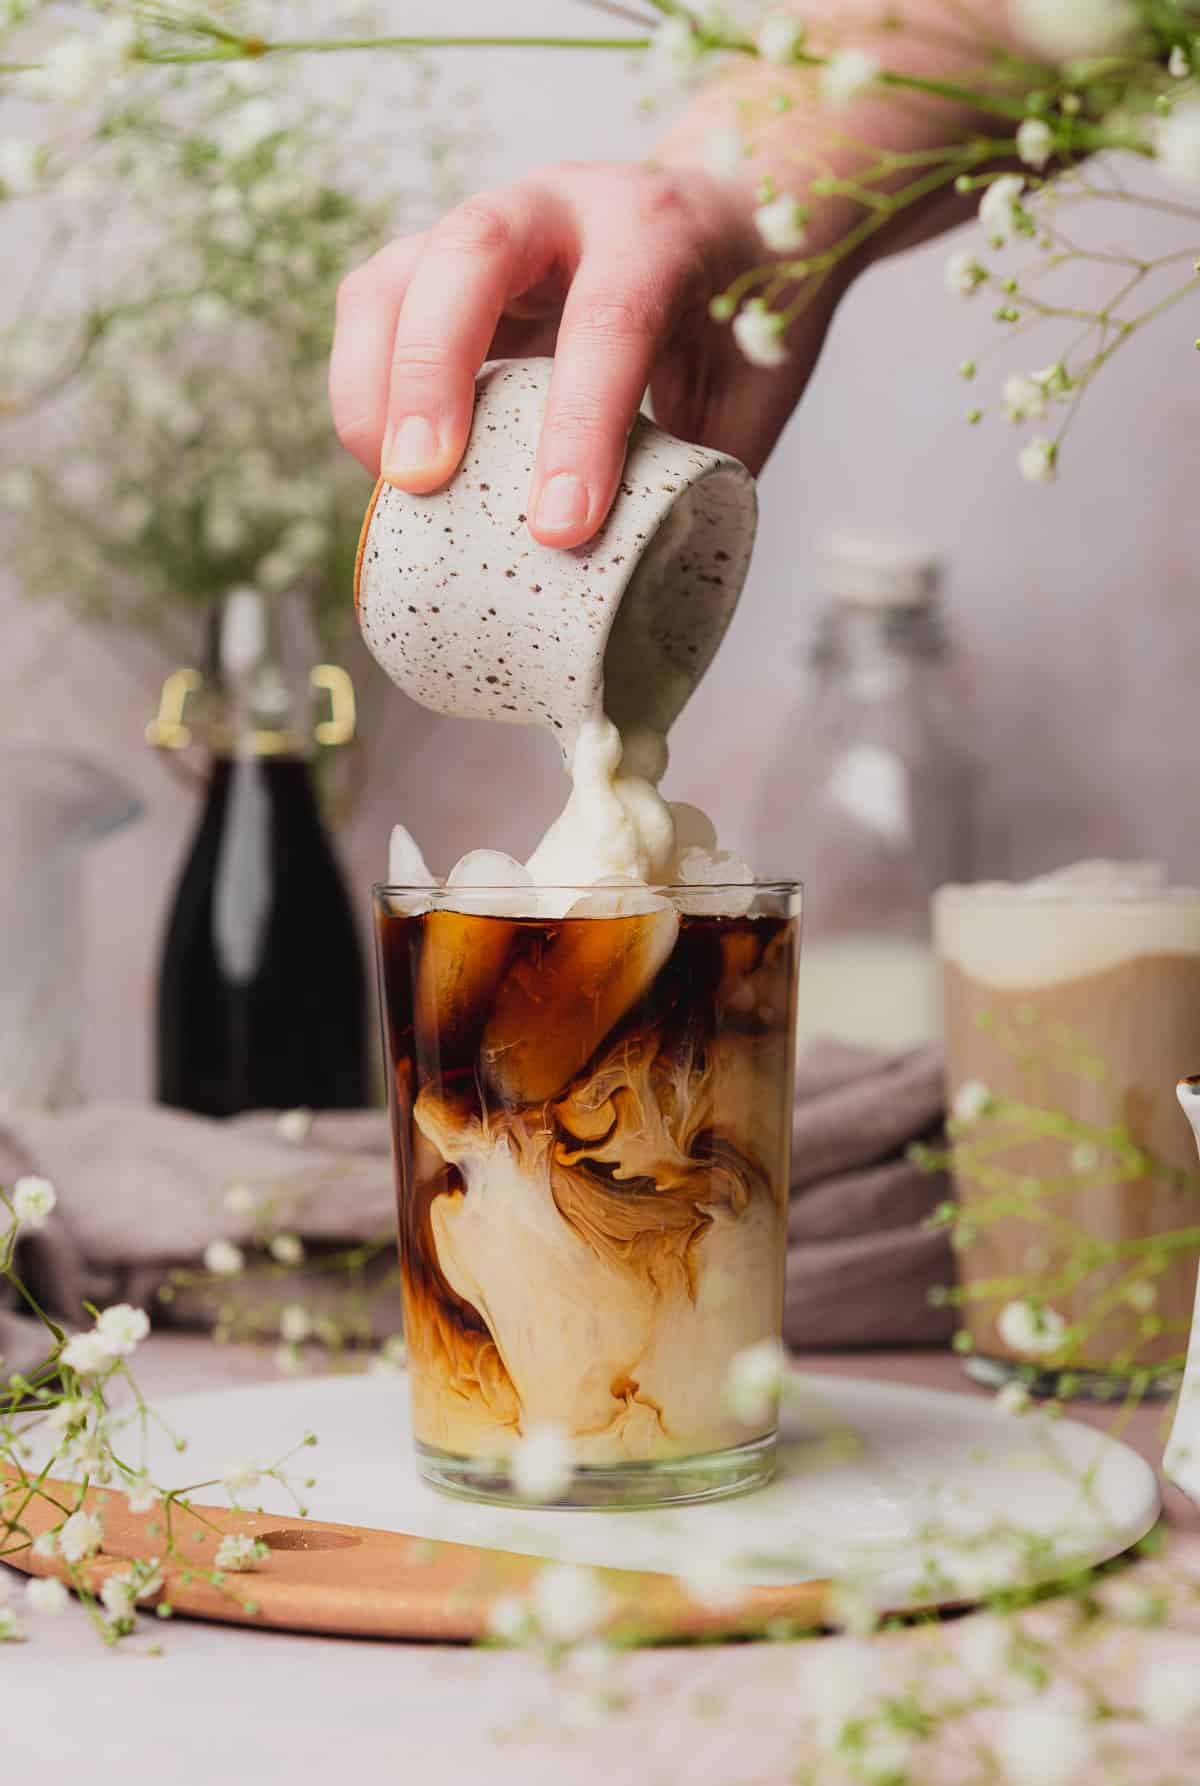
[531,1563,611,1645]
[274,1344,306,1375]
[1016,117,1054,169]
[958,1612,1013,1685]
[979,174,1027,246]
[1156,100,1200,186]
[20,34,98,103]
[826,1578,881,1636]
[221,1458,262,1498]
[510,1423,574,1502]
[1018,436,1058,483]
[279,1303,313,1344]
[98,1573,136,1626]
[32,1532,58,1560]
[204,1239,246,1277]
[276,1108,313,1145]
[996,1380,1033,1415]
[214,1533,270,1572]
[0,139,39,197]
[755,193,808,253]
[58,1509,104,1564]
[59,1332,111,1377]
[12,1174,57,1230]
[368,1334,408,1374]
[952,1078,991,1124]
[25,1576,68,1616]
[993,1701,1094,1786]
[269,1234,305,1266]
[678,1549,742,1609]
[1068,1141,1099,1175]
[757,11,804,65]
[807,1638,885,1749]
[94,1303,150,1359]
[998,1298,1067,1357]
[705,128,745,180]
[1003,373,1049,423]
[0,1606,23,1643]
[732,299,789,368]
[1123,1279,1157,1312]
[945,249,988,297]
[724,1336,785,1425]
[125,1474,160,1515]
[221,98,283,160]
[654,13,703,79]
[1009,0,1135,62]
[46,1397,88,1434]
[1169,44,1191,79]
[486,1593,532,1643]
[820,47,880,108]
[223,1180,259,1217]
[1138,1656,1200,1726]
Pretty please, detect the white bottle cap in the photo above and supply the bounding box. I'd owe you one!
[220,585,267,677]
[820,532,941,608]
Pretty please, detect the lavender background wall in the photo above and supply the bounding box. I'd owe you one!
[3,3,1198,1098]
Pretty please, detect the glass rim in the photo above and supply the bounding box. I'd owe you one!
[373,878,802,897]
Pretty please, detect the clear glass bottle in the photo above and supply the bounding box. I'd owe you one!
[758,533,975,1051]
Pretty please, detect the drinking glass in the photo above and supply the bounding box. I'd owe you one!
[374,881,801,1507]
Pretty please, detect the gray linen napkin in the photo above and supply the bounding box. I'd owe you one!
[0,1043,952,1374]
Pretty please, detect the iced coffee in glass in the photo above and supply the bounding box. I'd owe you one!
[935,865,1200,1391]
[375,880,801,1506]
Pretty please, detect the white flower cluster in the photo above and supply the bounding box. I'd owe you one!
[998,1297,1068,1358]
[59,1303,150,1375]
[509,1423,575,1502]
[487,1562,612,1649]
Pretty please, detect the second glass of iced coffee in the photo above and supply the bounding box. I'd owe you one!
[376,878,801,1508]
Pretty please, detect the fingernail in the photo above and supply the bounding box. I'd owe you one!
[533,472,589,535]
[383,414,439,480]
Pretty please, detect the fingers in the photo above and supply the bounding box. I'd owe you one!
[528,196,708,547]
[382,188,563,494]
[330,236,424,474]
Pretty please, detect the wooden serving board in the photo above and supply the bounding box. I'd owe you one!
[1,1471,828,1643]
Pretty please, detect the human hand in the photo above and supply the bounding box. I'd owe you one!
[330,161,810,549]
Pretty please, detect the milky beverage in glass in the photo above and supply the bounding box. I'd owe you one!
[356,361,798,1504]
[935,865,1200,1381]
[375,879,800,1504]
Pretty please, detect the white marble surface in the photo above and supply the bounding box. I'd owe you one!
[2,1340,1196,1786]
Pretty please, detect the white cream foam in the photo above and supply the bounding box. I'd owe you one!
[935,861,1200,989]
[524,714,676,886]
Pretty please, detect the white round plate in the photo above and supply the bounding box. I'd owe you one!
[74,1371,1161,1612]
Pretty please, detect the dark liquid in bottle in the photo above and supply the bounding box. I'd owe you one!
[157,754,367,1116]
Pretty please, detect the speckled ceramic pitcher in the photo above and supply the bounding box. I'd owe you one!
[354,358,758,759]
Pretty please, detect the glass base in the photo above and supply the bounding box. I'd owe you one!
[963,1353,1182,1403]
[416,1432,777,1510]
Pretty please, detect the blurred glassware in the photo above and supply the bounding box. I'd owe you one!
[151,589,368,1117]
[755,533,975,1051]
[0,747,140,1108]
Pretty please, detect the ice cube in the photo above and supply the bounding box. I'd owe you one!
[481,903,679,1104]
[388,824,437,888]
[445,850,537,917]
[566,876,672,918]
[415,909,518,1053]
[675,848,755,918]
[668,802,718,855]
